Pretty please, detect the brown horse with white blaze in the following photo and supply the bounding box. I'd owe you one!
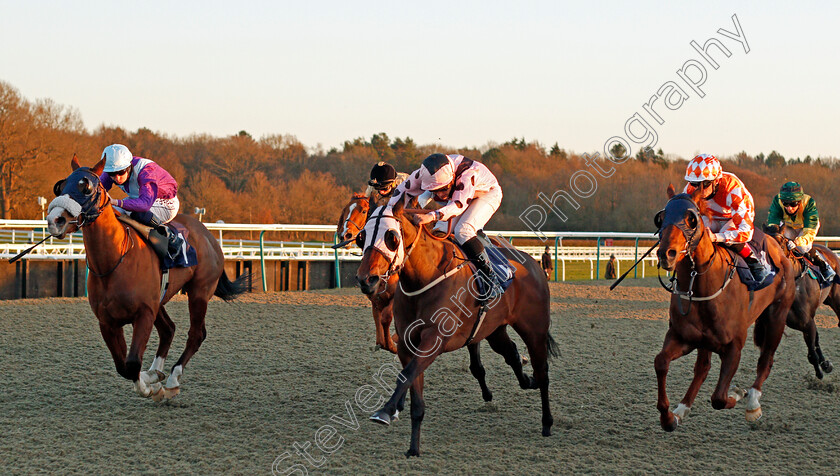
[357,201,558,457]
[46,156,249,400]
[654,185,795,430]
[335,192,398,352]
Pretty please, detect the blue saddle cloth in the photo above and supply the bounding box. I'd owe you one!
[732,228,777,292]
[161,222,197,270]
[804,256,840,288]
[472,232,516,296]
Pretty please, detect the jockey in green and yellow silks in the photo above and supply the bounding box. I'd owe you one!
[768,181,835,281]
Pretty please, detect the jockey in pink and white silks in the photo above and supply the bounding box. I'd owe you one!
[99,144,183,257]
[387,153,504,302]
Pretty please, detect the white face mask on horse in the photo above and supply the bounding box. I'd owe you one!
[357,207,406,276]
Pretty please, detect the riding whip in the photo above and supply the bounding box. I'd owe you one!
[8,235,52,263]
[609,239,660,291]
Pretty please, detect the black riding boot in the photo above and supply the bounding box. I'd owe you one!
[743,255,769,283]
[810,250,836,282]
[133,212,183,260]
[462,236,504,304]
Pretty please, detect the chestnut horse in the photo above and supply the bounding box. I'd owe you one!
[764,223,840,379]
[46,156,249,400]
[654,185,795,429]
[357,201,558,457]
[335,193,398,352]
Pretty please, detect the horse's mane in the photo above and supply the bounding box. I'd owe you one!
[352,192,366,200]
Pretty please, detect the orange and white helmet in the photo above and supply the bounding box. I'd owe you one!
[684,154,721,182]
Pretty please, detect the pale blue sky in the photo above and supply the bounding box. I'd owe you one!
[1,1,837,159]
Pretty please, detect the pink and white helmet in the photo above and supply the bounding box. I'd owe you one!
[418,153,455,190]
[684,154,721,182]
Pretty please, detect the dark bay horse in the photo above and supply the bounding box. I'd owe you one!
[335,192,398,352]
[765,223,840,378]
[357,201,558,456]
[46,156,248,400]
[654,185,795,429]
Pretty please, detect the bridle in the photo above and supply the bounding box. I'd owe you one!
[656,195,736,315]
[55,169,134,277]
[363,208,460,296]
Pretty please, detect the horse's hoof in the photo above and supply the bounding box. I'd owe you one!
[673,403,691,423]
[140,369,166,385]
[541,426,551,437]
[822,360,834,373]
[660,413,678,432]
[816,369,824,380]
[370,411,391,426]
[728,385,746,402]
[151,385,165,402]
[405,448,420,458]
[392,409,399,421]
[163,386,180,400]
[745,407,762,422]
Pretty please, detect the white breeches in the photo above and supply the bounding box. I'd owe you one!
[115,197,180,225]
[434,187,503,244]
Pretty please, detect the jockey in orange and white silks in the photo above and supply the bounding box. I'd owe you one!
[682,153,767,282]
[387,153,504,301]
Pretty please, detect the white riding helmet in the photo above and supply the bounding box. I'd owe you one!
[102,144,133,173]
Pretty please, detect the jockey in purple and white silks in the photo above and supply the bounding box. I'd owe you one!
[387,153,504,302]
[99,144,183,257]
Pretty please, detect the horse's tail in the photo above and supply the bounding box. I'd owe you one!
[214,270,251,301]
[546,332,560,360]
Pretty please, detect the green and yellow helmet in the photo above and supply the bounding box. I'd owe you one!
[779,181,804,202]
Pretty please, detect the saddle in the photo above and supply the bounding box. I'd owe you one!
[464,231,516,295]
[800,253,840,288]
[730,228,777,291]
[117,215,197,270]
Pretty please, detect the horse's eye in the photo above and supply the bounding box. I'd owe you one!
[654,210,664,229]
[53,179,66,196]
[77,178,94,196]
[384,229,400,252]
[686,210,699,229]
[355,230,366,249]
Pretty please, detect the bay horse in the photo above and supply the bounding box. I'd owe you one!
[764,223,840,379]
[339,193,508,404]
[46,156,249,400]
[335,193,398,352]
[654,185,795,429]
[357,201,558,457]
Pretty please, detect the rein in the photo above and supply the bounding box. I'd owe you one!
[659,242,736,315]
[87,225,134,278]
[657,196,737,315]
[395,218,462,296]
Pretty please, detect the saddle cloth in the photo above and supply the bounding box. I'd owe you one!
[732,227,777,292]
[162,221,197,270]
[803,252,840,288]
[470,231,516,296]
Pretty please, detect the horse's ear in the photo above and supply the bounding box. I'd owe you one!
[91,156,106,176]
[71,154,80,170]
[392,197,405,216]
[666,184,676,198]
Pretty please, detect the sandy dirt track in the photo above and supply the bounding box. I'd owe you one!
[2,278,840,475]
